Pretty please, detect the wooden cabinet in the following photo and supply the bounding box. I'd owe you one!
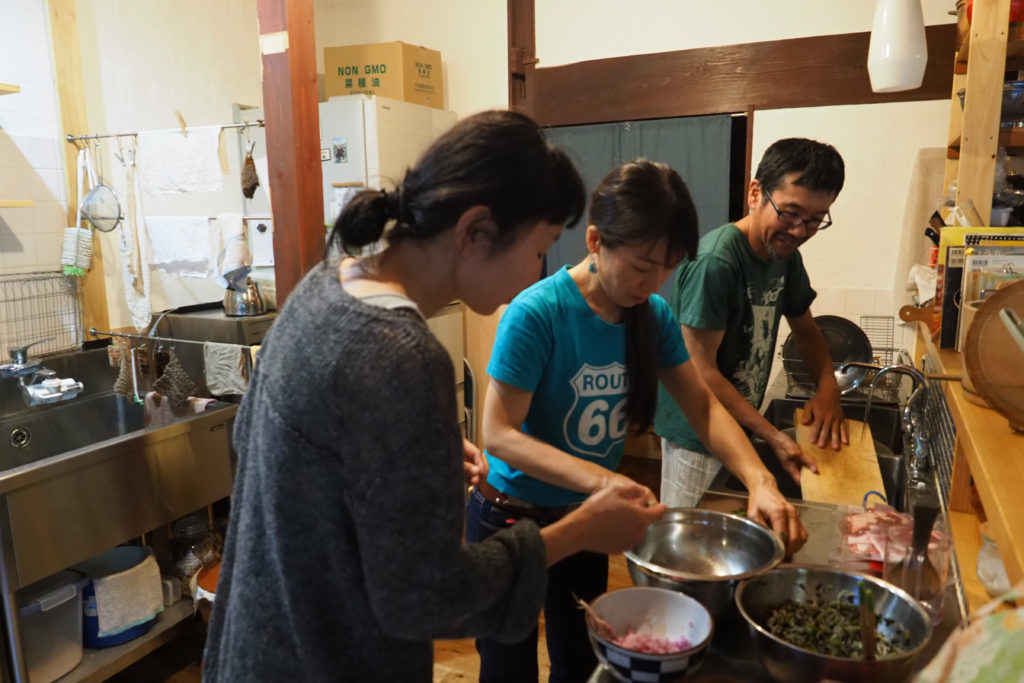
[944,0,1023,222]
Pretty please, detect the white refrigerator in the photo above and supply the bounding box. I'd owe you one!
[318,94,457,224]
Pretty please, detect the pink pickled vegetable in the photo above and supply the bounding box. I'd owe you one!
[612,629,692,654]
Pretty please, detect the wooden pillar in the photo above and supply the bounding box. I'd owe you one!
[257,0,324,305]
[48,0,109,334]
[507,0,536,117]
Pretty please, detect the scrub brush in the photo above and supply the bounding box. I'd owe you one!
[61,227,92,277]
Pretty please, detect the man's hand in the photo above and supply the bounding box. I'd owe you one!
[746,481,807,557]
[462,438,488,488]
[800,384,847,450]
[571,479,666,555]
[765,429,817,484]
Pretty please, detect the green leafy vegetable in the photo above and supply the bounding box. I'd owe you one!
[765,588,912,659]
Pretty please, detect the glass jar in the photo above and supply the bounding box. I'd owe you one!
[170,513,221,597]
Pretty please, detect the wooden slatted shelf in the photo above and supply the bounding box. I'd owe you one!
[948,126,1024,158]
[956,20,1024,71]
[0,83,20,95]
[0,200,34,208]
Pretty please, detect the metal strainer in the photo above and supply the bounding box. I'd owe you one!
[78,181,123,232]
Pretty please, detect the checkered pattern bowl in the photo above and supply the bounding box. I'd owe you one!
[586,586,713,682]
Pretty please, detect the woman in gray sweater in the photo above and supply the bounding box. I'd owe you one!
[202,110,666,682]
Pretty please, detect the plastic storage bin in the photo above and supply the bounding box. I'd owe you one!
[77,546,160,649]
[18,570,87,683]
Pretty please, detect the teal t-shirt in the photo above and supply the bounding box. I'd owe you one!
[653,223,815,453]
[486,267,690,506]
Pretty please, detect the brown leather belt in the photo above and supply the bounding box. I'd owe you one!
[476,479,580,520]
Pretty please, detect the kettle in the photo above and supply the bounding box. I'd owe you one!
[223,277,266,317]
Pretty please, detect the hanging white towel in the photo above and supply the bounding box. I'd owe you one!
[137,126,226,195]
[213,212,252,289]
[203,342,249,395]
[145,216,211,278]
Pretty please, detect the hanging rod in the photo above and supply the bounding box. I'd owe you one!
[89,327,247,349]
[66,120,265,143]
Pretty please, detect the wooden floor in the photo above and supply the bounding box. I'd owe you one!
[109,554,635,683]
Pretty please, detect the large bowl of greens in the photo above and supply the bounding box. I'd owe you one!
[735,564,932,683]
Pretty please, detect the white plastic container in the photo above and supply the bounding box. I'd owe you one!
[18,570,86,683]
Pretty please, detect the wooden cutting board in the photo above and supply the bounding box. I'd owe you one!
[796,408,886,508]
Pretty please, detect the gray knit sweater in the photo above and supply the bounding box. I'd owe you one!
[203,265,548,682]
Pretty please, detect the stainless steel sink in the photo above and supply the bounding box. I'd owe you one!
[0,347,238,681]
[706,397,907,509]
[710,439,905,508]
[1,393,144,470]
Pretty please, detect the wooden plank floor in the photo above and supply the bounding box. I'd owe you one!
[432,553,633,682]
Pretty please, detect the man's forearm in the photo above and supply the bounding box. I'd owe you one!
[700,368,778,442]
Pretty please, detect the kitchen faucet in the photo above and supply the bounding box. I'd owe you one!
[838,361,940,511]
[0,338,84,406]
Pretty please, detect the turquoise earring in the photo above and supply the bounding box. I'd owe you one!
[589,256,597,273]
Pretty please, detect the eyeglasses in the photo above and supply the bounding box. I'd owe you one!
[764,193,832,231]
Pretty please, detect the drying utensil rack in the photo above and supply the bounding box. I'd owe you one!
[0,272,82,358]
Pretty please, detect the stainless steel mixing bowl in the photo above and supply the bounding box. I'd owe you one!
[624,509,785,617]
[735,564,933,683]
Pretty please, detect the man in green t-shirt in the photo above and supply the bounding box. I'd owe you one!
[654,138,847,507]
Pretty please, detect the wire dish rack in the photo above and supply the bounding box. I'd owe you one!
[0,272,83,358]
[782,315,906,404]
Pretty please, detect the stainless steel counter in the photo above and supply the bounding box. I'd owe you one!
[588,491,963,682]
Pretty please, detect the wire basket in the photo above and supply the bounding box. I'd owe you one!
[783,315,905,404]
[0,272,83,359]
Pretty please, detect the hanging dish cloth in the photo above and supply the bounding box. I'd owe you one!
[116,140,152,331]
[203,342,249,395]
[241,139,259,198]
[144,216,211,278]
[112,342,135,397]
[136,125,226,195]
[153,349,197,410]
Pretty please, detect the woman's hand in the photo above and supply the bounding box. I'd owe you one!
[746,480,807,557]
[765,429,817,485]
[462,439,488,488]
[567,479,666,556]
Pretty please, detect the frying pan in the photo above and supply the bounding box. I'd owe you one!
[782,315,873,394]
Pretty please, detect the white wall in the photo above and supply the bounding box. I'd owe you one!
[313,0,508,117]
[0,0,68,275]
[76,0,263,326]
[537,0,955,66]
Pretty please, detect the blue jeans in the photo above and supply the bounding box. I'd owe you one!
[466,488,607,683]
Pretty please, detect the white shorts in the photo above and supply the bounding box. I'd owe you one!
[659,438,722,508]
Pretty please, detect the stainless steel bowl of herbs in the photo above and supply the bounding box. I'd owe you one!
[735,565,933,683]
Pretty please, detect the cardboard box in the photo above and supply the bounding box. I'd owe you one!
[324,41,443,109]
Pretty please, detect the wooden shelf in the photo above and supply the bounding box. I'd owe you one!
[948,127,1024,159]
[917,324,1024,607]
[0,200,34,208]
[63,598,197,683]
[956,21,1024,70]
[949,510,991,614]
[0,83,20,95]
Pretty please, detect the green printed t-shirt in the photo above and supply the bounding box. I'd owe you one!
[653,223,815,453]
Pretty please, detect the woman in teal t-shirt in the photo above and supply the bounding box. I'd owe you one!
[466,160,808,683]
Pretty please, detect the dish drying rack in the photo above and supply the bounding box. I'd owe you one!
[782,315,907,404]
[0,272,83,358]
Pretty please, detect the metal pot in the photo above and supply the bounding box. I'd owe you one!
[624,508,784,617]
[735,564,932,683]
[222,277,266,317]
